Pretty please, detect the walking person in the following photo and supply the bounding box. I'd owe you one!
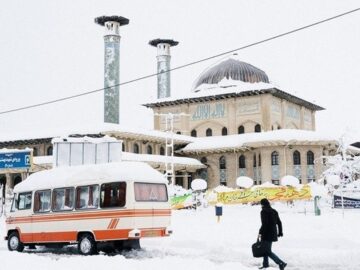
[258,198,287,270]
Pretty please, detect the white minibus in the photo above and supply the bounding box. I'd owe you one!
[5,161,172,255]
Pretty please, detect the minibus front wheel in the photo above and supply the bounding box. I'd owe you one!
[78,233,97,255]
[7,231,24,252]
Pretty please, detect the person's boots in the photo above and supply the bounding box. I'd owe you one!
[279,263,287,270]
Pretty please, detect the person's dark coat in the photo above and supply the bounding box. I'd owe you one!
[259,205,283,242]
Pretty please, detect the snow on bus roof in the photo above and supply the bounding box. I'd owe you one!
[14,161,167,193]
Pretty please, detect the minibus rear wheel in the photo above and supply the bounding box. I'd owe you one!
[8,232,24,252]
[78,233,97,255]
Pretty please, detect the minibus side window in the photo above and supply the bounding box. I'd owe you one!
[134,183,168,202]
[34,190,51,213]
[52,187,75,211]
[10,194,17,212]
[100,182,126,208]
[75,185,99,209]
[18,192,32,210]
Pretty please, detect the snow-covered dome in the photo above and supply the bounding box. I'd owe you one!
[193,57,269,90]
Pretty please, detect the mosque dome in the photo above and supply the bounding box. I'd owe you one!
[193,57,269,89]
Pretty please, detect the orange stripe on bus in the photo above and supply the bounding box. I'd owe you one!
[19,228,167,243]
[6,209,171,224]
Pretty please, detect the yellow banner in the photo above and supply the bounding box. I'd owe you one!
[217,185,312,204]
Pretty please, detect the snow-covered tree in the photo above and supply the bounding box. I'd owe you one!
[322,134,360,185]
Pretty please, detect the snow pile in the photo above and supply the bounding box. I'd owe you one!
[258,181,277,188]
[191,179,207,191]
[168,185,192,197]
[307,182,328,197]
[213,185,235,193]
[280,175,300,187]
[236,176,254,188]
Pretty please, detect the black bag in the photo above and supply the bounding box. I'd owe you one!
[252,240,271,258]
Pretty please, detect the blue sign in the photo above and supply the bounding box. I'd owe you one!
[0,151,31,169]
[334,195,360,209]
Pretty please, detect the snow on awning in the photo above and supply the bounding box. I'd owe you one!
[122,152,205,170]
[179,129,338,154]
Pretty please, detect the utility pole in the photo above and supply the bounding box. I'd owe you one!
[155,112,189,185]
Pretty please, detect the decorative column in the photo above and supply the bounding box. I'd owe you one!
[149,39,179,99]
[95,16,129,124]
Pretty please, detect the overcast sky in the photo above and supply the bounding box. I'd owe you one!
[0,0,359,142]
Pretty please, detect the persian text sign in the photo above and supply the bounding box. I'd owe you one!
[217,185,312,204]
[333,195,360,209]
[191,103,225,121]
[0,151,31,169]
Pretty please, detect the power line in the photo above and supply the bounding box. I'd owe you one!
[0,7,359,116]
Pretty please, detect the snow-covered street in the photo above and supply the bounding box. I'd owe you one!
[1,202,360,270]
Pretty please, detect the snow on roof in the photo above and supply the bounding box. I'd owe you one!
[180,129,338,153]
[145,79,275,105]
[122,152,204,168]
[0,148,31,153]
[14,161,167,193]
[33,155,53,165]
[0,122,194,144]
[52,135,118,144]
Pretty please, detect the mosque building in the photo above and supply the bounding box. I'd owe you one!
[144,55,338,188]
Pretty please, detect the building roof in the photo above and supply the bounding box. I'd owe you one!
[0,123,195,147]
[193,58,269,89]
[143,88,324,111]
[178,129,338,154]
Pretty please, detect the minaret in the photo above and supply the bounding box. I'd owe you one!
[95,15,129,124]
[149,39,179,99]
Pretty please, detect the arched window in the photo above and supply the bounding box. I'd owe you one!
[253,154,257,167]
[206,128,212,137]
[222,127,228,136]
[133,143,140,154]
[307,151,314,165]
[271,151,279,165]
[122,143,125,152]
[255,124,261,133]
[238,125,245,134]
[160,146,165,156]
[191,129,197,137]
[33,147,38,156]
[293,150,301,165]
[278,126,281,130]
[219,156,226,169]
[176,131,181,135]
[147,145,153,154]
[239,155,246,168]
[47,146,53,156]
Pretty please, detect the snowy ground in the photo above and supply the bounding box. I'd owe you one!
[1,201,360,270]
